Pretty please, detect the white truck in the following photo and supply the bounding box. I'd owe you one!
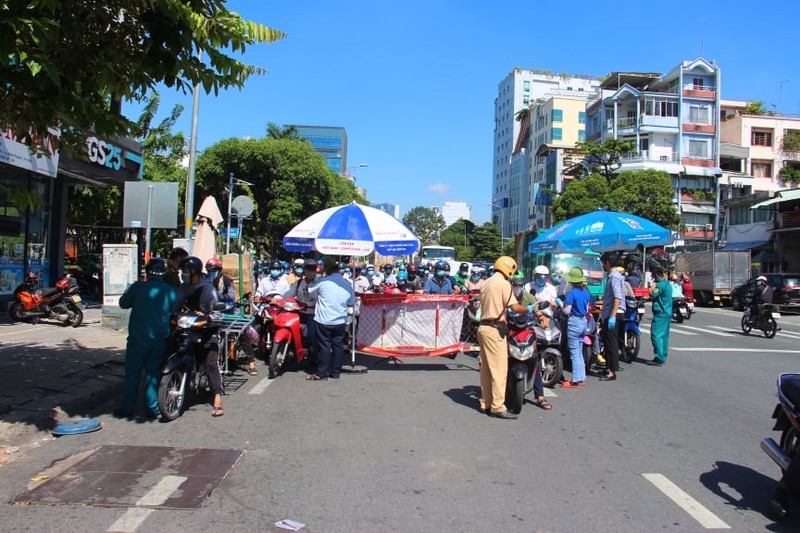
[674,250,751,306]
[417,245,470,274]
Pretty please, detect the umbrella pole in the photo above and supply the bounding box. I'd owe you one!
[342,266,367,374]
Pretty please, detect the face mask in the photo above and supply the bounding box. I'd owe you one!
[552,276,562,284]
[180,273,190,284]
[471,274,480,281]
[270,269,282,278]
[535,277,547,287]
[209,271,219,281]
[294,267,304,275]
[436,270,446,277]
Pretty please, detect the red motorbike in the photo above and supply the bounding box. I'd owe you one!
[255,294,308,378]
[10,272,84,327]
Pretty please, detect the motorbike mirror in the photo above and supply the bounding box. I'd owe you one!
[213,302,228,311]
[538,301,551,311]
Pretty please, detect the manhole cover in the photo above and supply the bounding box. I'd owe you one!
[13,445,243,509]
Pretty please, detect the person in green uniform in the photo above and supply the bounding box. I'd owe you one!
[647,266,672,366]
[115,258,177,418]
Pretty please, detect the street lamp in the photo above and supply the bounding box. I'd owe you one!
[226,173,254,254]
[343,163,368,180]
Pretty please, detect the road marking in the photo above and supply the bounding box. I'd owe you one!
[642,473,730,529]
[0,327,40,338]
[706,324,800,339]
[248,377,274,395]
[543,388,558,398]
[672,347,800,353]
[107,475,187,532]
[678,325,734,337]
[640,326,699,336]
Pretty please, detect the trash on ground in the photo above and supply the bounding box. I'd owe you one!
[274,519,305,530]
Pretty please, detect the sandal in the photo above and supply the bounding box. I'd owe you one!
[246,365,258,376]
[305,374,327,381]
[534,397,553,410]
[211,406,224,417]
[560,381,584,390]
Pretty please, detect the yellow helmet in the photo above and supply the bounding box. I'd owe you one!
[493,256,518,279]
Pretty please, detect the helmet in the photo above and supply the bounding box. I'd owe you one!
[397,271,408,281]
[510,272,526,286]
[534,265,550,276]
[757,275,768,282]
[205,257,222,272]
[146,258,168,277]
[459,262,469,273]
[434,260,447,270]
[407,263,418,273]
[443,262,451,272]
[471,266,481,274]
[180,256,203,276]
[383,263,393,273]
[270,260,283,270]
[293,258,304,267]
[260,260,270,271]
[669,273,678,281]
[493,256,517,279]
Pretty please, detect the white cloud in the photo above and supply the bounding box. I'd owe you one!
[427,182,450,194]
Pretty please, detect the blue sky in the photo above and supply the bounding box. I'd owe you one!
[128,0,800,224]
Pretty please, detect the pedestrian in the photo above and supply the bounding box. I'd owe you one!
[163,247,188,289]
[648,266,672,366]
[115,258,176,419]
[599,252,626,381]
[306,258,355,381]
[478,256,536,419]
[561,267,590,389]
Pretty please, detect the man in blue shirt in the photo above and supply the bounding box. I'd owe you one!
[424,260,455,294]
[307,258,355,380]
[599,252,626,382]
[116,258,176,419]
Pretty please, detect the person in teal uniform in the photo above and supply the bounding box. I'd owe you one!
[647,266,672,366]
[115,258,177,418]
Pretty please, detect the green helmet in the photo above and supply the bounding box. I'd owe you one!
[511,271,526,286]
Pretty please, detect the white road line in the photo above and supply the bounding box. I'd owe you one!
[248,377,274,395]
[642,473,730,529]
[678,325,734,337]
[640,326,699,336]
[543,388,558,398]
[0,327,40,338]
[106,475,187,532]
[672,347,800,353]
[705,324,800,340]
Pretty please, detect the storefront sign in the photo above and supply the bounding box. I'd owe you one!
[86,136,123,170]
[0,128,59,178]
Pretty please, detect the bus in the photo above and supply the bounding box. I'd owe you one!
[526,252,605,298]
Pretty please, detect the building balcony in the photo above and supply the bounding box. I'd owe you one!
[682,123,715,134]
[621,150,679,163]
[680,226,715,239]
[683,84,716,99]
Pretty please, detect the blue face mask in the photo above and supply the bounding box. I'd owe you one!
[270,269,282,278]
[551,276,562,284]
[209,271,219,281]
[294,267,304,275]
[535,277,547,287]
[436,270,446,277]
[471,274,480,281]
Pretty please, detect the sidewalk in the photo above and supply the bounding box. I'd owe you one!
[0,305,128,450]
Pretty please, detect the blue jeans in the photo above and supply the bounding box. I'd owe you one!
[567,315,587,382]
[120,337,166,416]
[315,321,346,378]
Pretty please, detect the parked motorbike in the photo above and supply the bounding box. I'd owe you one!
[506,302,549,414]
[9,272,83,327]
[741,299,779,338]
[672,297,690,323]
[619,296,643,363]
[255,293,309,378]
[761,373,800,518]
[157,303,226,421]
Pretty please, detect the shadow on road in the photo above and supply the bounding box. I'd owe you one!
[442,385,482,412]
[699,460,800,531]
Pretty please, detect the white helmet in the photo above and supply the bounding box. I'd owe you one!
[534,265,550,276]
[757,275,767,282]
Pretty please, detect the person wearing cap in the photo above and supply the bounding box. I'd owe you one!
[749,274,773,324]
[598,252,626,382]
[286,258,305,286]
[116,258,177,419]
[206,257,236,306]
[561,267,590,389]
[465,266,484,293]
[351,263,370,294]
[648,266,672,366]
[382,263,396,285]
[307,257,355,380]
[668,272,684,299]
[285,258,320,368]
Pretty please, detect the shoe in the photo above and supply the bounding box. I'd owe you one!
[211,406,224,417]
[560,381,584,389]
[770,487,789,519]
[245,365,258,376]
[599,373,617,381]
[113,409,133,419]
[144,411,160,420]
[646,358,664,366]
[305,374,327,381]
[489,410,517,419]
[329,374,340,379]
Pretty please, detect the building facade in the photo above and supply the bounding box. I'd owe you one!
[440,201,471,227]
[493,69,600,236]
[585,58,722,245]
[371,202,401,220]
[290,125,348,174]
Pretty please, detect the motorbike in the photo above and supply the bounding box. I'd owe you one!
[761,373,800,518]
[157,303,227,421]
[533,306,563,388]
[255,294,309,378]
[506,302,549,414]
[461,290,481,344]
[619,296,643,363]
[741,298,779,339]
[672,297,690,323]
[9,273,84,327]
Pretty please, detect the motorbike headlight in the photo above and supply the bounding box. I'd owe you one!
[282,301,298,312]
[177,315,200,329]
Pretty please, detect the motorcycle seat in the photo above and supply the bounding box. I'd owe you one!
[780,374,800,409]
[42,287,60,298]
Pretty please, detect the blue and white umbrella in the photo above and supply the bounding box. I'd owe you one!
[529,209,673,254]
[283,202,420,256]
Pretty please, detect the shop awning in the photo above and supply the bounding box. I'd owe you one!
[720,240,770,250]
[751,189,800,209]
[681,204,717,214]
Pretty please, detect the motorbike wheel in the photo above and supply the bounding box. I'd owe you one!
[741,315,752,335]
[269,340,287,379]
[624,333,640,362]
[674,311,684,324]
[67,305,83,328]
[506,374,524,414]
[583,344,594,371]
[157,369,186,421]
[780,426,800,458]
[763,317,778,339]
[9,302,26,322]
[539,350,563,388]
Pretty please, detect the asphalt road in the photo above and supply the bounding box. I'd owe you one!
[2,306,800,532]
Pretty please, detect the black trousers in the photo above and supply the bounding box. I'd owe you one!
[601,313,623,373]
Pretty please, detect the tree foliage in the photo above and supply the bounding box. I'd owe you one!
[576,138,636,181]
[195,137,364,256]
[607,170,681,229]
[266,123,299,140]
[0,0,286,150]
[471,223,502,262]
[440,218,476,260]
[402,206,446,246]
[552,173,609,222]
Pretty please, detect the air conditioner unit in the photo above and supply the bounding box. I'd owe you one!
[659,155,669,161]
[704,223,714,231]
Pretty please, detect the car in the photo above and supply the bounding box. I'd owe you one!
[730,273,800,311]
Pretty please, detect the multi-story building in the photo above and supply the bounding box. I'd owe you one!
[372,202,401,220]
[493,70,600,236]
[289,125,347,174]
[717,100,800,270]
[585,58,722,245]
[440,201,471,227]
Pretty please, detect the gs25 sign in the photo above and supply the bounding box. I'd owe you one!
[86,136,123,170]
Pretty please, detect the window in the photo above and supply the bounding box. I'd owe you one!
[693,78,705,90]
[523,95,529,104]
[552,109,563,122]
[552,127,563,141]
[523,81,530,91]
[752,129,773,147]
[578,130,586,142]
[639,138,649,152]
[644,100,678,117]
[689,105,709,124]
[752,160,773,178]
[578,111,586,124]
[688,140,708,157]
